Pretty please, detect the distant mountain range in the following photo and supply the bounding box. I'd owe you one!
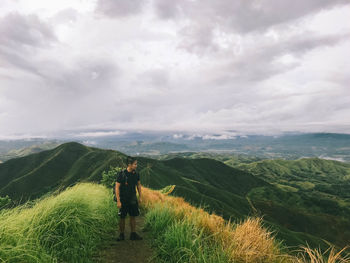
[1,142,349,250]
[0,139,61,162]
[1,132,350,162]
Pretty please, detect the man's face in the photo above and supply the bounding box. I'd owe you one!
[129,160,137,171]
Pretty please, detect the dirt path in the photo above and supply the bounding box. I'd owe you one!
[94,215,156,263]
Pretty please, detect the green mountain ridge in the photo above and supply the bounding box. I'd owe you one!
[1,142,349,249]
[0,142,125,201]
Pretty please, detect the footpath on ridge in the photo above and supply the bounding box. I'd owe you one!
[94,215,156,263]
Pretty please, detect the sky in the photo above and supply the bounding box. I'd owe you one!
[0,0,349,139]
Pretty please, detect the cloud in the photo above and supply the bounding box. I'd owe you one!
[0,12,57,76]
[153,0,185,20]
[51,8,78,24]
[222,32,350,82]
[155,0,349,32]
[0,12,56,49]
[0,1,349,136]
[154,0,350,55]
[0,15,119,127]
[73,130,126,137]
[134,69,170,89]
[95,0,145,17]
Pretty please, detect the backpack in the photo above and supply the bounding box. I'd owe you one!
[113,169,126,202]
[113,169,138,204]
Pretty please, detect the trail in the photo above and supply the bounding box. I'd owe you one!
[94,215,156,263]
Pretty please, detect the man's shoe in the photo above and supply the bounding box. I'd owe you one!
[116,233,125,241]
[130,232,143,240]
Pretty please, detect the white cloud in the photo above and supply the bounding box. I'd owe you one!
[74,130,126,137]
[0,1,349,137]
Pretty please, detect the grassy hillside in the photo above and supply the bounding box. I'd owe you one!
[155,152,350,247]
[142,186,350,263]
[0,142,126,201]
[231,158,350,217]
[1,142,349,249]
[0,183,118,263]
[138,157,350,249]
[2,182,348,263]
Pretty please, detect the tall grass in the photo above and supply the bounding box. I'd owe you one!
[293,246,350,263]
[0,183,118,263]
[142,187,284,263]
[1,182,349,263]
[144,204,229,263]
[141,187,350,263]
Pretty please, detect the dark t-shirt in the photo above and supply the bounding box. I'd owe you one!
[116,169,140,204]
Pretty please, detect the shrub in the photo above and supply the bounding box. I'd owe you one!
[0,195,11,209]
[100,166,123,188]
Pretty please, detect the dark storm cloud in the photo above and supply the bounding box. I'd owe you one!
[95,0,145,17]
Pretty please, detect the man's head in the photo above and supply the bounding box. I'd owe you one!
[126,156,137,171]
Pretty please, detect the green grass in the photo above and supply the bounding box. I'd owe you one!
[144,203,230,263]
[0,183,118,263]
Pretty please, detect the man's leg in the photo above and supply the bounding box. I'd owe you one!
[117,204,127,241]
[130,216,136,233]
[129,204,142,240]
[119,218,126,233]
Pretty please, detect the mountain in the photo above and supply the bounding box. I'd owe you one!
[1,142,349,249]
[161,152,350,246]
[80,132,350,161]
[0,143,60,162]
[2,132,350,161]
[0,139,62,162]
[0,142,125,201]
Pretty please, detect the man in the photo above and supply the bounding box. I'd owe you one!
[115,156,143,241]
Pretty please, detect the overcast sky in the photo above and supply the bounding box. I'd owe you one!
[0,0,349,138]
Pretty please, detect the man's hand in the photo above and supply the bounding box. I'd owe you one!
[117,200,122,208]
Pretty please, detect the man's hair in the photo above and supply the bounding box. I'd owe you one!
[126,156,137,166]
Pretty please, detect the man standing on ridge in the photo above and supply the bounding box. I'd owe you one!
[115,156,143,241]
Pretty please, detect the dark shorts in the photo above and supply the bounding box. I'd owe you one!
[118,202,140,218]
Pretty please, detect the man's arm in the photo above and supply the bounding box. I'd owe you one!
[137,180,142,202]
[115,182,121,208]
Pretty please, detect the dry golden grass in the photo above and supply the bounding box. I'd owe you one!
[292,246,350,263]
[226,217,282,263]
[141,186,350,263]
[141,187,286,262]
